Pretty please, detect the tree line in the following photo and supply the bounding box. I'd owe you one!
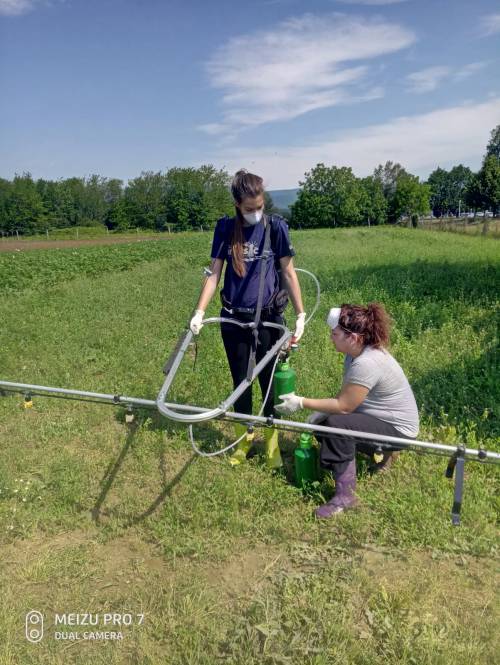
[291,125,500,228]
[0,166,235,235]
[1,126,498,235]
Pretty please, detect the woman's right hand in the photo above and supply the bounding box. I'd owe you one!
[190,309,205,335]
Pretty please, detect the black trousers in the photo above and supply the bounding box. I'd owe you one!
[220,309,284,417]
[313,412,413,474]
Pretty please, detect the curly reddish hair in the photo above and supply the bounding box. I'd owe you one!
[338,302,391,349]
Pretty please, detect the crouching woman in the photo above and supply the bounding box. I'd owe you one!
[276,303,419,518]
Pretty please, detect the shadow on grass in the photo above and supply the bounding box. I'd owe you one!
[319,258,499,308]
[91,416,142,525]
[411,347,499,443]
[123,454,196,527]
[92,412,197,526]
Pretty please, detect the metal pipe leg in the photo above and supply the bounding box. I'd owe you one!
[451,455,465,526]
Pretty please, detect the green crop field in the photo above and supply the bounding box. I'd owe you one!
[0,227,498,664]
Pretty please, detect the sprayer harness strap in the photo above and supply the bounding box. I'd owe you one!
[246,216,272,381]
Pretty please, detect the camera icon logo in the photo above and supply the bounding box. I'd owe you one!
[25,610,44,643]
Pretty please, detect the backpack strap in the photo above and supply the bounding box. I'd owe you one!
[246,215,272,381]
[253,215,272,329]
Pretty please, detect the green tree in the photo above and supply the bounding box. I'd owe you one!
[195,164,233,228]
[464,174,485,218]
[291,163,364,228]
[486,124,500,159]
[448,164,473,216]
[164,168,202,231]
[62,178,88,226]
[106,198,129,231]
[373,161,407,198]
[359,176,387,226]
[81,175,109,226]
[102,179,126,230]
[0,178,12,233]
[4,173,46,234]
[264,191,276,215]
[390,173,430,225]
[480,155,500,215]
[427,167,449,217]
[163,165,233,231]
[124,171,167,230]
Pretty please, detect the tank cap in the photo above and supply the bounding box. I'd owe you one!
[300,432,313,448]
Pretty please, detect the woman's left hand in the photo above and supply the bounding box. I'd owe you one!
[293,312,306,342]
[307,411,327,425]
[275,392,304,414]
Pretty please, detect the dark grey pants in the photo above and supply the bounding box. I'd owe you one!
[220,310,284,417]
[313,412,413,474]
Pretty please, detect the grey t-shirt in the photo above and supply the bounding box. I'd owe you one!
[343,347,419,437]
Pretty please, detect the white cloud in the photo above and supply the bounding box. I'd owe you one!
[453,61,489,81]
[0,0,34,15]
[0,0,63,16]
[480,13,500,36]
[406,66,451,93]
[200,13,416,134]
[205,98,500,189]
[407,61,490,93]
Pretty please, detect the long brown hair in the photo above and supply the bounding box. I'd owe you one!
[230,169,265,278]
[339,303,391,349]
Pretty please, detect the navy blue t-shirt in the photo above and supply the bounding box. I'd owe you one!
[210,215,295,309]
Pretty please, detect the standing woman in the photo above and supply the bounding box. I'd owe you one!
[276,303,419,517]
[190,170,305,468]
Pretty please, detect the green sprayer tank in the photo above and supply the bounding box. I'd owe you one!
[294,432,318,487]
[273,360,296,407]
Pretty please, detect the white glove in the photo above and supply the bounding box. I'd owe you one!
[275,392,304,415]
[190,309,205,335]
[293,312,306,342]
[307,411,327,425]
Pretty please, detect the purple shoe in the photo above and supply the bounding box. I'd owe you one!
[314,495,358,518]
[315,459,358,519]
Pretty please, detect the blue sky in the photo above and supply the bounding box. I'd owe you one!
[1,0,499,188]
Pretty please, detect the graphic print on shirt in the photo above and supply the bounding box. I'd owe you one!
[228,240,262,262]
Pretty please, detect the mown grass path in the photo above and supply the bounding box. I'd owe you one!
[0,227,498,664]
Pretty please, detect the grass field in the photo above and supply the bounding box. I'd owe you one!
[0,227,499,664]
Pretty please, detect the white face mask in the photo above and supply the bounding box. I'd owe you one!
[242,208,264,225]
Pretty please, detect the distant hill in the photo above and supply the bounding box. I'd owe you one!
[268,188,299,212]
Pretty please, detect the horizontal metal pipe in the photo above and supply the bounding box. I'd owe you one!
[0,380,152,405]
[1,379,499,463]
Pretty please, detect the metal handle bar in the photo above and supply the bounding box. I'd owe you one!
[156,317,292,423]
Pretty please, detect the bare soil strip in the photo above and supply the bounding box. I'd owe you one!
[0,235,169,252]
